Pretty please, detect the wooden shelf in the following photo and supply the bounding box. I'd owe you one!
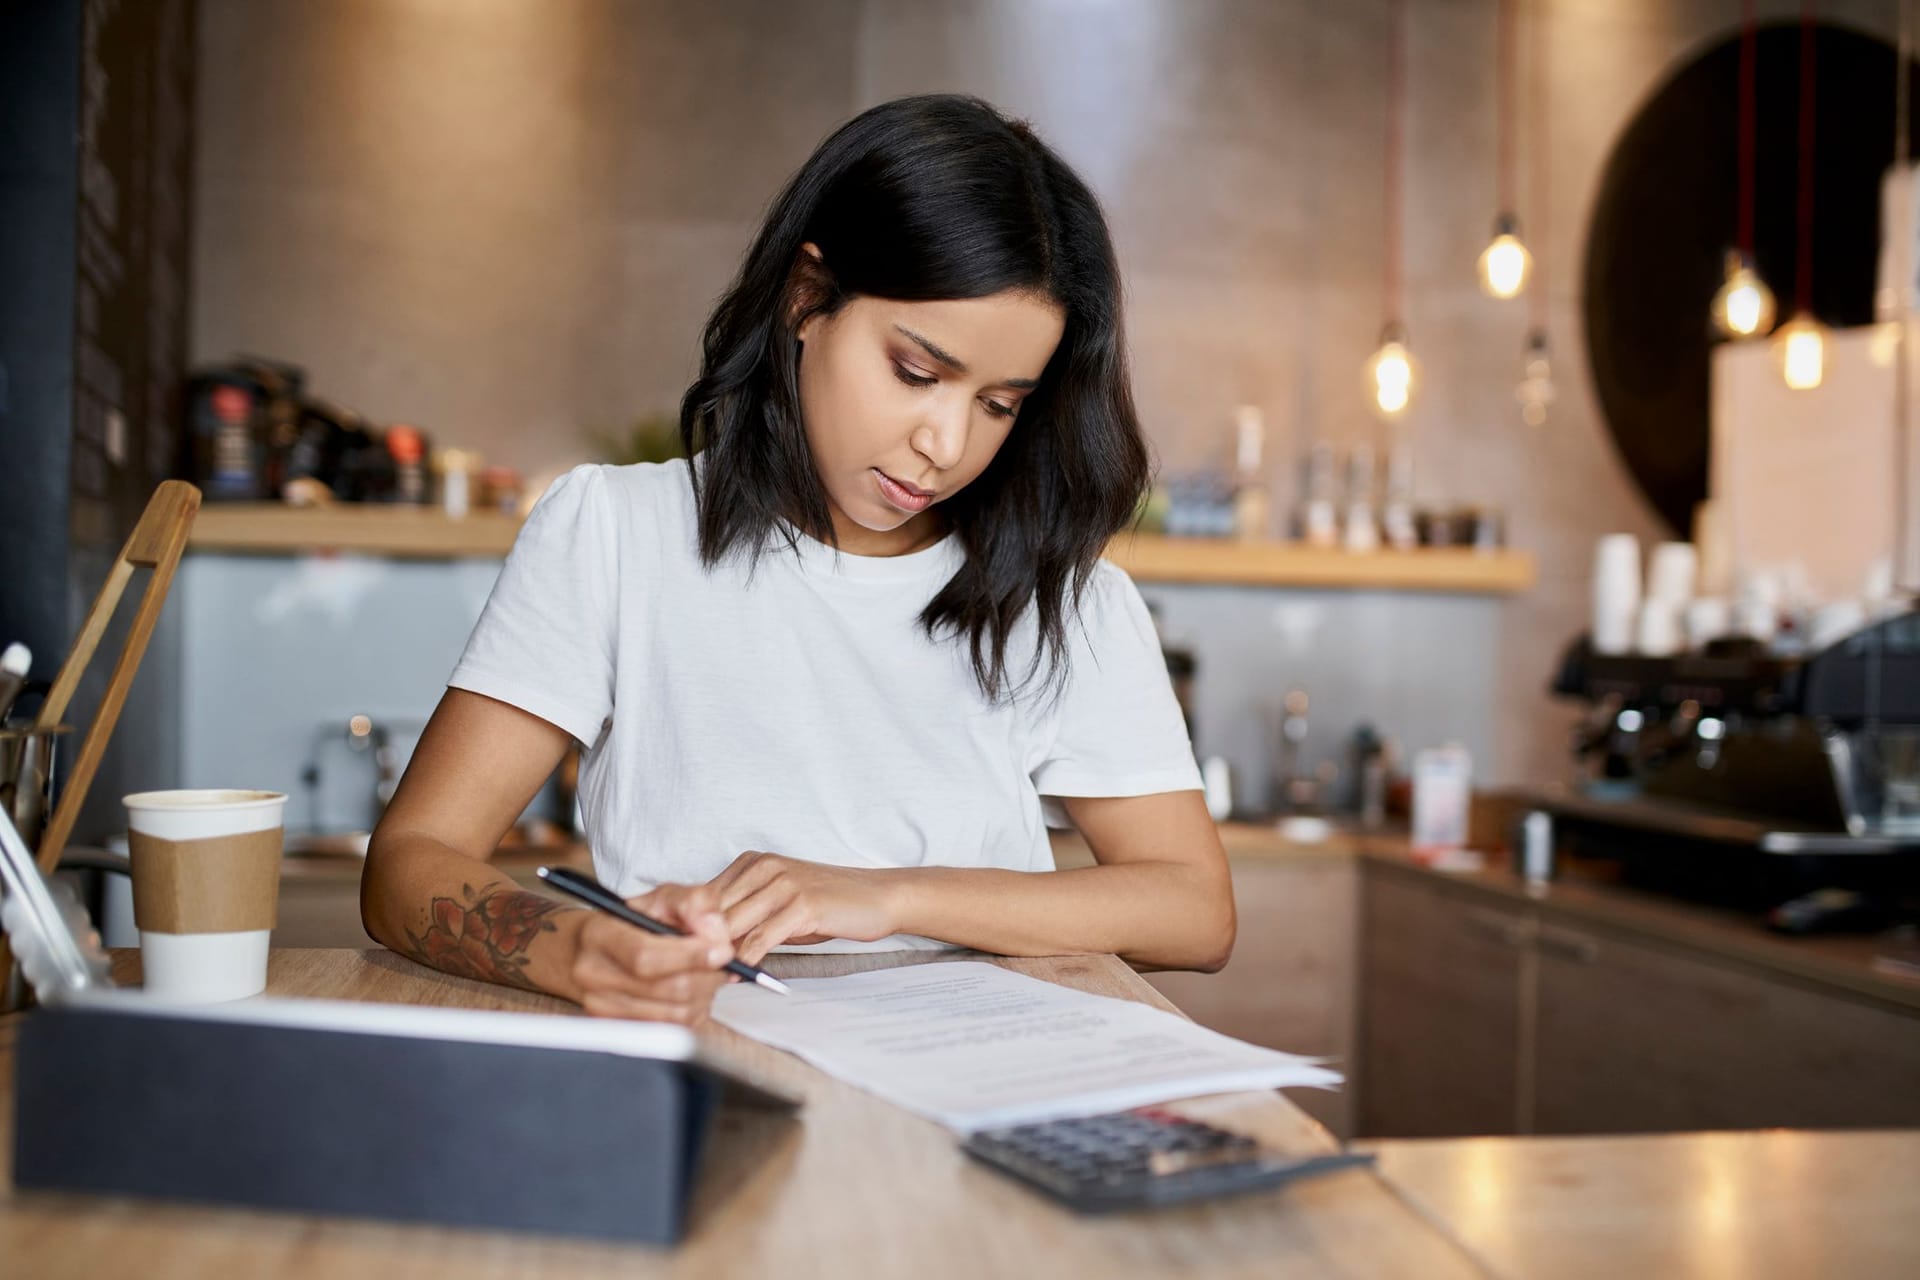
[189,505,1535,594]
[189,502,522,558]
[1107,534,1535,594]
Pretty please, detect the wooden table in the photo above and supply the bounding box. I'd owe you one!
[1365,1130,1920,1280]
[0,949,1491,1279]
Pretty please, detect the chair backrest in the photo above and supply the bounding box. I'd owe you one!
[30,480,202,874]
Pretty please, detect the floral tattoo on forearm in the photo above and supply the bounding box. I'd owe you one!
[402,883,563,991]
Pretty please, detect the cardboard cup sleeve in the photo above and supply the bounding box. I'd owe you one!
[128,828,282,933]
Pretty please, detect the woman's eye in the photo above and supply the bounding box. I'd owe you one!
[891,362,936,388]
[892,359,1016,418]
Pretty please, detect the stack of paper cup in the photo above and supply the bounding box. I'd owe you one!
[1591,534,1642,655]
[1635,603,1683,656]
[1646,542,1698,604]
[1685,597,1731,650]
[1734,568,1782,643]
[1636,542,1697,656]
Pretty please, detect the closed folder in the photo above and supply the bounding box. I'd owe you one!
[12,991,801,1244]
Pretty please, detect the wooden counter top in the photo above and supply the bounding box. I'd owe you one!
[1187,822,1920,1015]
[187,504,1534,593]
[0,948,1487,1279]
[1363,1130,1920,1280]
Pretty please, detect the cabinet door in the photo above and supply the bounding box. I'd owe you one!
[1533,921,1920,1133]
[1358,867,1528,1138]
[1146,857,1359,1137]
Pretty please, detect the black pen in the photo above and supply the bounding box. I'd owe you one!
[537,864,792,995]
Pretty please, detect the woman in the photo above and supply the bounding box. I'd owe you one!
[361,94,1233,1025]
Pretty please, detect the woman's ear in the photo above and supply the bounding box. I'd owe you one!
[786,242,834,338]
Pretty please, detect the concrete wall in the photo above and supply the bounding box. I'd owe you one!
[191,0,1898,786]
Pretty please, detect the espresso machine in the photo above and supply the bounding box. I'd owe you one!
[1535,609,1920,920]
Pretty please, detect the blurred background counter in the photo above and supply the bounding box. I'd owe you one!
[178,506,1535,847]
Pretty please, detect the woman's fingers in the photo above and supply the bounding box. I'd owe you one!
[574,930,730,1022]
[575,909,730,1002]
[737,900,813,967]
[566,879,742,1022]
[580,977,726,1025]
[635,882,722,931]
[710,851,780,910]
[576,934,704,992]
[720,877,799,946]
[628,884,733,964]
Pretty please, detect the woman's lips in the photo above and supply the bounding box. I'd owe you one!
[873,468,934,513]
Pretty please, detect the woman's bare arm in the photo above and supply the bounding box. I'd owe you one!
[708,788,1235,972]
[362,689,734,1022]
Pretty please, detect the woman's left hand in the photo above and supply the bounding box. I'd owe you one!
[706,852,902,963]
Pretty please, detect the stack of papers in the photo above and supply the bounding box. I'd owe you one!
[712,960,1340,1132]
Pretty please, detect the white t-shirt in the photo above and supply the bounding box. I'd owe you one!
[447,459,1202,951]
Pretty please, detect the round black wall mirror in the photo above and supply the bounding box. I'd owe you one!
[1584,23,1920,533]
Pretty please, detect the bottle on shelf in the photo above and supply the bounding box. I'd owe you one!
[1410,742,1473,864]
[1231,405,1271,541]
[1381,446,1418,550]
[1342,444,1380,552]
[386,424,430,504]
[1294,444,1339,548]
[435,448,480,519]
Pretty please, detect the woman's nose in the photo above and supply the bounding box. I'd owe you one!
[912,397,970,471]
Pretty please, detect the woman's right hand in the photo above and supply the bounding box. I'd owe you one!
[568,883,736,1025]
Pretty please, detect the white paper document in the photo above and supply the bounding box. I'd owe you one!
[712,960,1341,1132]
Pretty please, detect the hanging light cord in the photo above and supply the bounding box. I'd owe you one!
[1795,0,1818,316]
[1527,0,1550,331]
[1738,0,1758,258]
[1384,0,1406,327]
[1898,0,1914,591]
[1497,0,1517,216]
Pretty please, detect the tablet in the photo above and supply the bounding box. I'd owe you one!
[63,985,803,1111]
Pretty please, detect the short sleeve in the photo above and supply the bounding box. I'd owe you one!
[1031,562,1204,801]
[447,464,617,745]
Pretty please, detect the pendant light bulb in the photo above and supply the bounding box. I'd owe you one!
[1477,214,1532,299]
[1368,325,1417,418]
[1774,314,1828,390]
[1711,251,1777,338]
[1516,328,1555,426]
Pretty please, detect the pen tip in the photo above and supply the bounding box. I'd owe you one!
[757,973,792,995]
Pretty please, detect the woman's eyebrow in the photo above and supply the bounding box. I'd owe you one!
[893,324,1040,390]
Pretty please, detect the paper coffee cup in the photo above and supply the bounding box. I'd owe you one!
[1646,541,1698,606]
[124,789,286,1003]
[1685,596,1731,650]
[1591,534,1642,655]
[1635,601,1683,657]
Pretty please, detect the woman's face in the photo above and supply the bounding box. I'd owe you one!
[794,274,1066,556]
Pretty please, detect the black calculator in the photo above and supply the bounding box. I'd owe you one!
[962,1106,1375,1213]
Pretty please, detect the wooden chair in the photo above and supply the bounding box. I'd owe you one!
[0,480,201,1000]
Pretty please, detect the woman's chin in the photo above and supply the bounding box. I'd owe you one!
[844,501,917,533]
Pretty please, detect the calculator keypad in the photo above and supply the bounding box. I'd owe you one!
[963,1107,1373,1213]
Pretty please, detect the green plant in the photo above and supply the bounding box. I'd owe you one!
[593,412,686,466]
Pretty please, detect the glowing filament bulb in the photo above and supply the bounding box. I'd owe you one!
[1477,216,1532,299]
[1368,329,1417,418]
[1775,315,1826,390]
[1711,252,1777,338]
[1516,330,1555,426]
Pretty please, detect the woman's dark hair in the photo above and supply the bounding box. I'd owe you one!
[679,93,1150,703]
